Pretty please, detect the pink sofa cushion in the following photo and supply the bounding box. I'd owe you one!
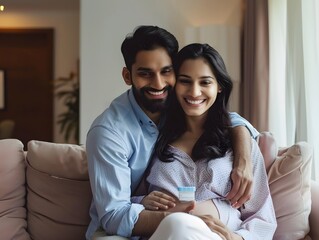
[26,140,92,240]
[27,140,88,180]
[0,139,30,240]
[268,142,312,240]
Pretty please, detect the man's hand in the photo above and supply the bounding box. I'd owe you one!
[226,165,253,208]
[228,126,254,208]
[141,191,176,210]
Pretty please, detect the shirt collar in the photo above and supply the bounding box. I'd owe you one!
[128,88,158,128]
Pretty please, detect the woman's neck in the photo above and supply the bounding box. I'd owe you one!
[185,115,206,135]
[170,114,206,158]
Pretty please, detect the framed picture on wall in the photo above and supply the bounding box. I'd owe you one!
[0,69,5,110]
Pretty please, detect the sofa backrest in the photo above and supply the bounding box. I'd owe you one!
[0,135,314,240]
[26,140,92,240]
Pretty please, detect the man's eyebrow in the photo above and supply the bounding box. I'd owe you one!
[162,65,173,70]
[162,65,173,71]
[137,67,152,72]
[136,65,173,72]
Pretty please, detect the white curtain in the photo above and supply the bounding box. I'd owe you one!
[268,0,319,180]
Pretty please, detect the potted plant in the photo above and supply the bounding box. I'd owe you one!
[55,72,79,143]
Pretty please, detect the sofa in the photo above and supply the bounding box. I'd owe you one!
[0,134,318,240]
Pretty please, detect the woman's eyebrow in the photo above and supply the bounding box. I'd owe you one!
[200,76,215,80]
[178,74,215,80]
[178,74,191,78]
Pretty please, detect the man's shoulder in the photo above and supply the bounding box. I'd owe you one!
[90,91,138,131]
[106,91,132,116]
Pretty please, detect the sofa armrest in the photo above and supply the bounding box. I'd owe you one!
[0,139,29,239]
[309,180,319,239]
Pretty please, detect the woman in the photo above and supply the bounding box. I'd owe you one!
[143,43,277,240]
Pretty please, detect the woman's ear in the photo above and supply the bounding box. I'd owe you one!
[122,67,132,86]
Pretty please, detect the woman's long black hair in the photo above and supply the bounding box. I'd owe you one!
[155,43,233,162]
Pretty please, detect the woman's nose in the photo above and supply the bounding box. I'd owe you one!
[189,84,202,97]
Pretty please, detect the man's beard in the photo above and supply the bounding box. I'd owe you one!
[132,85,172,113]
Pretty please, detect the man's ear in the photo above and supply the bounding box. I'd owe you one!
[122,67,132,86]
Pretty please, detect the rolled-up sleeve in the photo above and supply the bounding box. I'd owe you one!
[229,112,259,139]
[86,126,145,237]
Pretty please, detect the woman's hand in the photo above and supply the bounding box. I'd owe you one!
[141,191,176,210]
[142,191,195,213]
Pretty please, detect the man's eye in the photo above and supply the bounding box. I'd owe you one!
[138,72,152,77]
[162,68,173,75]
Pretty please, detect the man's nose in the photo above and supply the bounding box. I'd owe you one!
[152,73,166,89]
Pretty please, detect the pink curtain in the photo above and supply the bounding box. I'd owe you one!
[241,0,269,131]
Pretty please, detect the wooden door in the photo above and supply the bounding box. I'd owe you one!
[0,29,54,147]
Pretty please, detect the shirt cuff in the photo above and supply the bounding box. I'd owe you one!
[131,195,145,204]
[229,112,260,139]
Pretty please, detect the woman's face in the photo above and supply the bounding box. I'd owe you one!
[175,58,221,118]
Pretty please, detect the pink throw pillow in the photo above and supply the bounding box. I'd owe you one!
[268,142,312,240]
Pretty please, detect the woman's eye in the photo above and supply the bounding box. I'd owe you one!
[178,78,191,84]
[201,80,212,85]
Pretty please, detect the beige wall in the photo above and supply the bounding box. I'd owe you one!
[0,9,80,143]
[0,0,243,144]
[80,0,243,144]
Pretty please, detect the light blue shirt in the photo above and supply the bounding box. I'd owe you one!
[85,89,259,239]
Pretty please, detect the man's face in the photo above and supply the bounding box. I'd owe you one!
[123,47,175,114]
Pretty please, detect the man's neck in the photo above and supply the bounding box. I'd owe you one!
[144,110,161,125]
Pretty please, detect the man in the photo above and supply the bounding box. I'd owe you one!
[86,25,259,239]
